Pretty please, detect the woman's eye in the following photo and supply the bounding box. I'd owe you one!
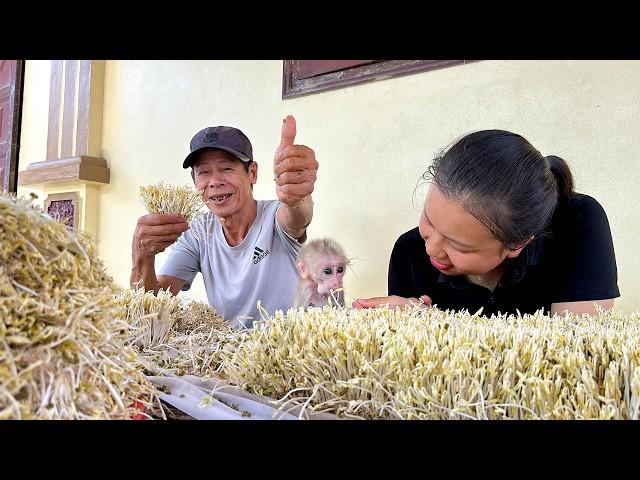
[323,268,333,275]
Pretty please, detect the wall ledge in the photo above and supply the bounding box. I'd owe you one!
[18,156,110,188]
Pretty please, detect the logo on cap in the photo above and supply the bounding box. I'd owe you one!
[204,132,218,143]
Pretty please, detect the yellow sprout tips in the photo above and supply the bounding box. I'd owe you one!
[139,182,205,222]
[107,290,640,420]
[217,306,640,420]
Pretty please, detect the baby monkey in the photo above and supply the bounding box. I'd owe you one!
[294,238,348,308]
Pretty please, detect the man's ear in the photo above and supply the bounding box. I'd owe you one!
[250,161,258,184]
[505,235,535,259]
[296,259,308,278]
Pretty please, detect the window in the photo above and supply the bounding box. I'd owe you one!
[282,60,468,99]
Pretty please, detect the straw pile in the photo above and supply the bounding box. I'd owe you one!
[0,194,156,419]
[218,305,640,420]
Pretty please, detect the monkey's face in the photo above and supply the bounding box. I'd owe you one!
[193,150,257,218]
[315,259,346,295]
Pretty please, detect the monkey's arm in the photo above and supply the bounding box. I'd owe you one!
[294,278,319,308]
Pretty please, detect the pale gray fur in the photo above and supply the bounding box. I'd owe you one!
[294,238,347,308]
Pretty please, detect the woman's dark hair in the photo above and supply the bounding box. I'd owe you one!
[423,130,574,249]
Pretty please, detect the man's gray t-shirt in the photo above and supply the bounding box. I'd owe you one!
[158,200,301,328]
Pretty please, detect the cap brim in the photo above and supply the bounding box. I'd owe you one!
[183,146,251,169]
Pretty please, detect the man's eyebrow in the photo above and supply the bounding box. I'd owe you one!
[423,209,476,249]
[196,158,235,168]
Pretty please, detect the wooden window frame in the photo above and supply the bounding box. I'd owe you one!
[45,192,80,231]
[282,60,468,99]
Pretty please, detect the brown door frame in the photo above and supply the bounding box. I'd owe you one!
[1,60,24,193]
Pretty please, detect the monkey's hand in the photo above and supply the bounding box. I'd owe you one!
[328,288,345,308]
[273,115,318,206]
[352,295,432,310]
[294,279,319,309]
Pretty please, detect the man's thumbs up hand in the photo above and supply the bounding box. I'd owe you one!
[273,115,318,206]
[274,115,297,163]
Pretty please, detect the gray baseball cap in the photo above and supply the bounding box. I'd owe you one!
[182,126,253,169]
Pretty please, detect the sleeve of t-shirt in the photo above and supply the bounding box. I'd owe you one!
[274,202,303,256]
[550,196,620,303]
[157,226,201,291]
[388,236,414,297]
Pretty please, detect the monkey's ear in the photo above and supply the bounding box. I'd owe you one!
[296,259,308,278]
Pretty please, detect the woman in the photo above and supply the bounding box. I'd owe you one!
[353,130,619,316]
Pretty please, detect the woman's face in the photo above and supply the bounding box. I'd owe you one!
[418,184,523,276]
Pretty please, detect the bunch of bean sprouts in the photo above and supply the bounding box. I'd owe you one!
[118,288,238,378]
[139,182,205,222]
[0,194,156,419]
[218,305,640,420]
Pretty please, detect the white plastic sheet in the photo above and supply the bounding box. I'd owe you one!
[147,375,339,420]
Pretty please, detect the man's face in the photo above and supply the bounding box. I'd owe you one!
[192,150,257,218]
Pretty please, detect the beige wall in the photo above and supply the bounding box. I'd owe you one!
[18,60,640,311]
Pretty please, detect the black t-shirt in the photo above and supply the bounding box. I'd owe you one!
[388,193,619,315]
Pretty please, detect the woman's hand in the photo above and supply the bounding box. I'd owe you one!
[352,295,432,310]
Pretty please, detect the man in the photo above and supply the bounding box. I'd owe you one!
[130,115,318,328]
